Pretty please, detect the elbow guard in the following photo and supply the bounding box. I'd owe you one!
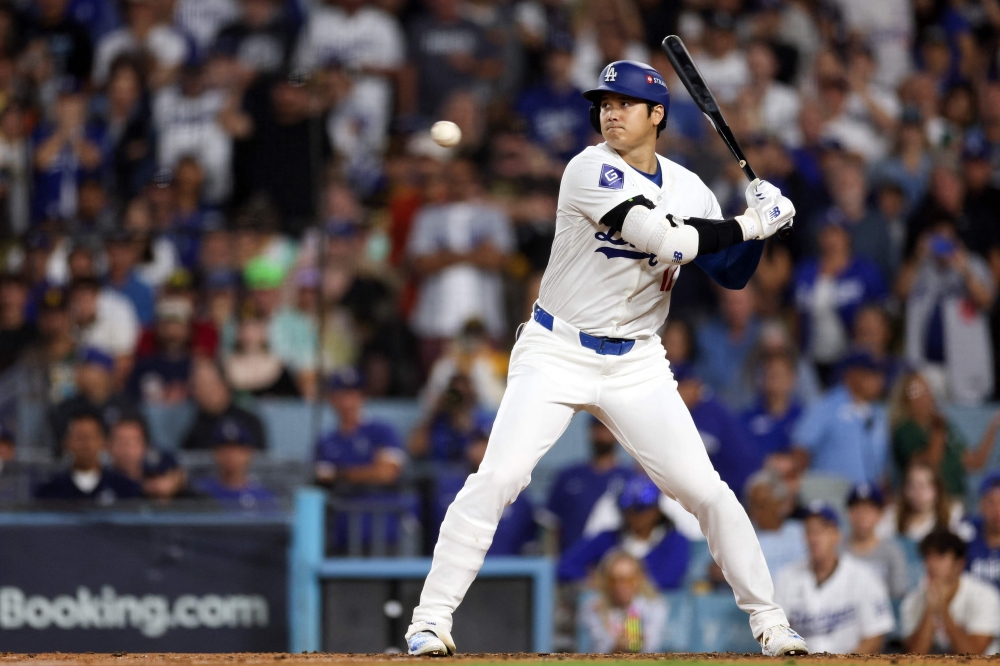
[620,205,700,264]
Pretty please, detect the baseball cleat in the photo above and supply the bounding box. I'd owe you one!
[760,624,809,656]
[406,621,456,656]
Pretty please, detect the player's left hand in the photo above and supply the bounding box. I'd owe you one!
[742,178,795,240]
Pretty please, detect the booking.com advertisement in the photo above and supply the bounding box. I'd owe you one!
[0,523,288,651]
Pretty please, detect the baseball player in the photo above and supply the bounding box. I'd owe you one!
[406,60,807,657]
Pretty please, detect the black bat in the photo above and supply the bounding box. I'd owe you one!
[661,34,793,240]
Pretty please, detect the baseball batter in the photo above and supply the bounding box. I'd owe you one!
[406,60,808,657]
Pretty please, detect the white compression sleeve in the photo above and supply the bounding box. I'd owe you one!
[619,204,700,265]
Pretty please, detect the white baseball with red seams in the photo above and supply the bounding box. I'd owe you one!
[406,141,793,651]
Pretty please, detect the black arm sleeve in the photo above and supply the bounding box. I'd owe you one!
[600,195,655,234]
[669,214,744,255]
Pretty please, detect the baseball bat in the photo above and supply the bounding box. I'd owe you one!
[660,34,793,240]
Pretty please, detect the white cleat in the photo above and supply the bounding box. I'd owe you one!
[760,624,809,656]
[406,622,456,656]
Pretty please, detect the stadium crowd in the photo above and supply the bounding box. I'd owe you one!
[0,0,1000,655]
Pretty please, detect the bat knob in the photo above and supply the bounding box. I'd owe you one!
[776,223,793,240]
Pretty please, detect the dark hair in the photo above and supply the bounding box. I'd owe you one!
[920,529,966,560]
[111,414,150,444]
[67,409,107,436]
[644,102,667,137]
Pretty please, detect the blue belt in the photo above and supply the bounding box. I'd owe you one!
[532,304,635,356]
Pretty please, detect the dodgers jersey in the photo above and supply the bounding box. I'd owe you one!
[774,555,895,654]
[538,142,722,340]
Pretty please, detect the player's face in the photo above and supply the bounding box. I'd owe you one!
[599,93,662,151]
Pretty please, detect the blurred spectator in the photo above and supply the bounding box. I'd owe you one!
[25,0,94,85]
[546,417,632,554]
[294,0,404,162]
[432,430,535,556]
[826,160,895,282]
[661,318,694,366]
[408,372,492,463]
[103,55,156,202]
[792,214,887,383]
[558,475,688,592]
[407,160,513,365]
[223,299,299,398]
[269,267,319,398]
[93,0,189,88]
[903,221,995,405]
[128,297,195,404]
[32,81,107,223]
[674,363,761,494]
[744,469,806,576]
[19,287,77,404]
[35,410,143,502]
[774,501,894,654]
[959,135,1000,263]
[881,460,963,543]
[851,304,902,388]
[193,416,275,509]
[0,273,37,374]
[0,103,32,236]
[173,0,238,54]
[578,551,668,654]
[515,37,590,162]
[153,63,233,204]
[791,350,889,486]
[902,530,1000,655]
[213,0,296,83]
[695,284,760,409]
[845,483,910,601]
[834,0,913,88]
[745,40,800,147]
[136,269,218,358]
[123,197,180,287]
[968,472,1000,591]
[107,415,188,500]
[695,12,748,106]
[741,351,803,465]
[873,107,933,212]
[181,358,265,450]
[421,320,506,412]
[889,371,999,497]
[105,230,155,325]
[314,367,404,488]
[0,423,13,463]
[68,276,140,381]
[403,0,501,118]
[48,347,138,448]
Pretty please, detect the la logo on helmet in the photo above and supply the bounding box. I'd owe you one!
[604,66,617,82]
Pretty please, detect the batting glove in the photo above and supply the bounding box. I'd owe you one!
[736,178,796,240]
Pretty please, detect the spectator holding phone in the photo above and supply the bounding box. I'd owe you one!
[902,221,995,404]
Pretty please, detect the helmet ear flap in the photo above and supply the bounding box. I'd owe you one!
[589,104,601,135]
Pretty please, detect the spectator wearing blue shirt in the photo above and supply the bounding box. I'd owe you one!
[105,230,155,325]
[967,472,1000,592]
[433,430,536,556]
[741,352,803,465]
[696,283,761,409]
[314,367,405,489]
[674,363,762,495]
[409,373,493,463]
[194,416,275,509]
[128,297,194,404]
[793,214,887,385]
[547,416,633,553]
[35,410,144,503]
[107,414,190,500]
[558,475,689,592]
[32,80,108,222]
[515,39,591,162]
[791,350,889,486]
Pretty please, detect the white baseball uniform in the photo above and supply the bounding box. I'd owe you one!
[409,142,789,640]
[774,555,895,653]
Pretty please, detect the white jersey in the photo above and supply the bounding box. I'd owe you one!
[900,573,1000,654]
[538,142,721,340]
[774,555,895,654]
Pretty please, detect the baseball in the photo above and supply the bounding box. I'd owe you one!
[431,121,462,148]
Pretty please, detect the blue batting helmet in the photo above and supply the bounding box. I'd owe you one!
[582,60,671,135]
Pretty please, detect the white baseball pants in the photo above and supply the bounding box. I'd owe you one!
[409,314,789,639]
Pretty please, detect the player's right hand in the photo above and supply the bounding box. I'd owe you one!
[741,178,795,240]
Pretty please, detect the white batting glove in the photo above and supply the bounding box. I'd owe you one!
[735,178,796,240]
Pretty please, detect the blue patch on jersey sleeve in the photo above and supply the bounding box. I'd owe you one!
[598,164,624,190]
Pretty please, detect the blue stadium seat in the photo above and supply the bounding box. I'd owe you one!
[688,590,759,653]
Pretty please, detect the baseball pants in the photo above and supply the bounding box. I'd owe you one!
[410,313,789,639]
